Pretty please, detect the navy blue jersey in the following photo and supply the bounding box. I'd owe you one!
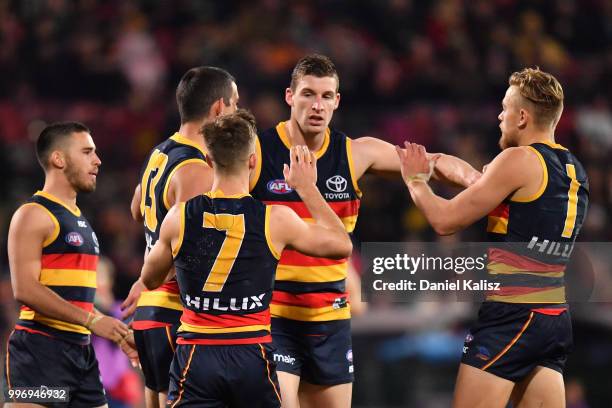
[16,191,100,345]
[174,191,280,345]
[486,142,589,304]
[134,133,208,328]
[250,122,361,322]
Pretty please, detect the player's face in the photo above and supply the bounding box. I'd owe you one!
[498,86,521,149]
[286,75,340,136]
[221,82,239,115]
[63,132,101,193]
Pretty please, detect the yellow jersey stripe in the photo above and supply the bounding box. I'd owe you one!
[345,138,363,198]
[487,216,508,234]
[21,203,60,248]
[271,304,351,321]
[19,310,90,334]
[276,262,348,283]
[265,206,281,260]
[486,286,566,303]
[162,158,208,210]
[39,269,97,288]
[511,147,548,203]
[172,202,186,258]
[178,323,270,334]
[137,291,183,310]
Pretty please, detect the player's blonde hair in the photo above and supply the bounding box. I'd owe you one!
[509,67,564,128]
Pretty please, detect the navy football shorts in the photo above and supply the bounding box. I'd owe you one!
[271,318,354,385]
[133,323,179,392]
[3,329,106,407]
[167,343,281,407]
[461,302,573,382]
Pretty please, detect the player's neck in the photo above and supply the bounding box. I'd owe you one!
[210,171,250,196]
[520,128,556,146]
[41,175,78,209]
[177,122,206,148]
[285,119,326,152]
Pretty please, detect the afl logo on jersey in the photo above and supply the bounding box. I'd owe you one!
[65,232,84,247]
[326,175,347,193]
[267,179,293,194]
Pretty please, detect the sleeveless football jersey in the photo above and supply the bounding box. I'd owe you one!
[173,191,280,345]
[133,133,207,329]
[251,122,361,322]
[16,191,100,345]
[486,141,589,306]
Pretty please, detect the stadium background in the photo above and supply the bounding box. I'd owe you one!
[1,0,611,407]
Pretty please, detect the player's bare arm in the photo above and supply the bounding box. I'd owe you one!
[9,204,129,343]
[396,142,542,235]
[269,145,352,259]
[122,162,211,318]
[166,160,212,206]
[130,183,143,222]
[140,203,181,290]
[350,136,481,187]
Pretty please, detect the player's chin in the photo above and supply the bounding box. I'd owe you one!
[304,123,327,134]
[78,181,97,193]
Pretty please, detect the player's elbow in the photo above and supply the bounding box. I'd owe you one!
[13,281,36,306]
[326,236,353,259]
[141,270,162,291]
[431,220,459,236]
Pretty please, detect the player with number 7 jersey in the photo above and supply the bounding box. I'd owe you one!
[125,66,239,408]
[139,111,353,407]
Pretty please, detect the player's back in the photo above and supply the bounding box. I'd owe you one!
[133,133,207,329]
[174,190,280,345]
[486,141,589,305]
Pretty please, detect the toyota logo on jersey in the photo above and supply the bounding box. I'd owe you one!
[326,175,347,193]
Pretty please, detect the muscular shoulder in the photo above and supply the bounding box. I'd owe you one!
[490,146,540,170]
[10,202,57,242]
[172,159,209,182]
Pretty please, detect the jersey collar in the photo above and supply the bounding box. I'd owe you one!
[170,133,208,157]
[276,121,330,159]
[35,190,81,217]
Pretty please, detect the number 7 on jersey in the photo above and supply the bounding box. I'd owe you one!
[202,213,246,292]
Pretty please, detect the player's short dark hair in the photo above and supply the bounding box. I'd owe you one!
[36,122,90,170]
[290,54,339,91]
[176,66,236,124]
[202,109,256,173]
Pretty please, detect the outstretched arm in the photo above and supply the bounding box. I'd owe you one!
[351,136,481,187]
[396,143,538,235]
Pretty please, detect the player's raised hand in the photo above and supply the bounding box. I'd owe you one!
[120,278,146,320]
[395,142,437,184]
[88,314,130,343]
[283,145,317,192]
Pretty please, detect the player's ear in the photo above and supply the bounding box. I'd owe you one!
[49,150,66,169]
[518,108,528,129]
[334,92,341,110]
[248,152,257,171]
[285,88,294,107]
[211,98,224,118]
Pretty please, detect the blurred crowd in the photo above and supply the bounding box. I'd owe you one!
[1,0,611,406]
